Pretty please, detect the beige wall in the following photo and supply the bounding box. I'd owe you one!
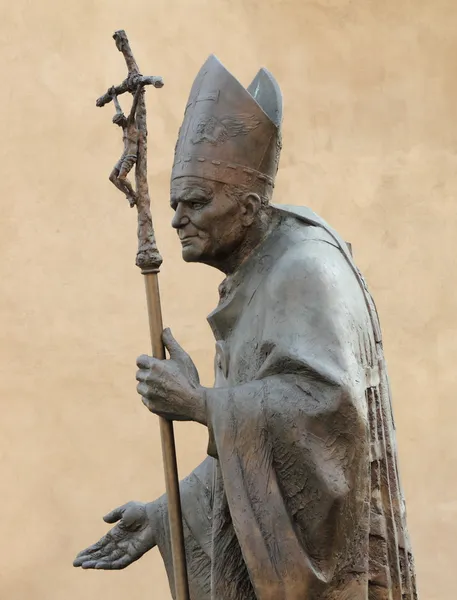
[1,0,455,598]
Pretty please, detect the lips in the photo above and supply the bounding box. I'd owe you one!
[180,236,196,245]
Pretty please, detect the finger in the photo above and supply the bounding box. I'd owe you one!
[74,542,115,566]
[73,536,109,564]
[102,548,125,564]
[91,550,123,570]
[74,543,101,562]
[73,536,116,567]
[136,354,153,369]
[140,397,179,421]
[103,504,128,524]
[95,555,132,570]
[75,553,103,567]
[111,555,134,569]
[81,560,102,569]
[141,396,158,413]
[73,556,88,567]
[162,329,199,382]
[162,328,185,360]
[162,327,176,350]
[121,503,145,528]
[135,369,150,383]
[137,382,153,400]
[140,397,175,419]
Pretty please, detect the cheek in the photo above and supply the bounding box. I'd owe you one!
[201,202,241,240]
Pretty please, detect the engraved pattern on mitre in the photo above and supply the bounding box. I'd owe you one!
[191,114,261,145]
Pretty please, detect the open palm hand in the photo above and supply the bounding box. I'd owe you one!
[73,501,158,570]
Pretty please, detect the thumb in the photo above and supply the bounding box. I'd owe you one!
[103,504,128,524]
[162,327,200,384]
[162,328,185,361]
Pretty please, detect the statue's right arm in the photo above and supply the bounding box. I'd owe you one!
[154,456,214,598]
[154,455,214,554]
[73,456,214,571]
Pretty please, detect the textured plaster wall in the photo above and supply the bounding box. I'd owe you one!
[0,1,455,598]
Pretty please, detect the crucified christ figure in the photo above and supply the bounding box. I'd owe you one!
[109,85,143,207]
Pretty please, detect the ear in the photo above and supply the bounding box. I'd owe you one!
[240,193,262,226]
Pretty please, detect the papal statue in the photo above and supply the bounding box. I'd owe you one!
[74,55,418,600]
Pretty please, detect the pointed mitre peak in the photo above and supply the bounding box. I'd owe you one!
[193,54,282,128]
[172,54,283,190]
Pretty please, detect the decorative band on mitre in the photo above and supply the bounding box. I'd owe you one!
[171,155,275,189]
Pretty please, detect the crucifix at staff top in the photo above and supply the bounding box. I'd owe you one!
[96,32,164,211]
[95,30,164,272]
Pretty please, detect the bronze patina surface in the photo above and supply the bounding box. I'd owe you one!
[74,54,418,600]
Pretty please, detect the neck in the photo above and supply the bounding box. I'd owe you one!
[210,207,280,275]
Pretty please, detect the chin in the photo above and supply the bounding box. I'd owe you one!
[181,244,203,263]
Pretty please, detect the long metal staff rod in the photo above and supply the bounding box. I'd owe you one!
[143,269,190,600]
[96,30,190,600]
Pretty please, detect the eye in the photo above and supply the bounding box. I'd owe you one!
[190,201,205,210]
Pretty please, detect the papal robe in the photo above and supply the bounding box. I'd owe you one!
[155,205,418,600]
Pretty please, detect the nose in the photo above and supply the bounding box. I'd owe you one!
[171,203,190,230]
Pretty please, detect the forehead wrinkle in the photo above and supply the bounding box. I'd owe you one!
[171,180,214,204]
[182,187,211,200]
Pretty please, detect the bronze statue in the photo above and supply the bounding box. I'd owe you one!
[74,52,418,600]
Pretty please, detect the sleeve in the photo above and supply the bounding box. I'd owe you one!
[204,241,370,599]
[155,456,215,600]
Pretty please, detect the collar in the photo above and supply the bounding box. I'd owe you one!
[207,211,297,340]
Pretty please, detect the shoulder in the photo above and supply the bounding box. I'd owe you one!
[268,230,346,288]
[266,229,365,312]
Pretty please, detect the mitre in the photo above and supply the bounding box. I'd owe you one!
[171,55,283,193]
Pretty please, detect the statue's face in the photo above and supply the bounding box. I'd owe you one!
[170,176,248,267]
